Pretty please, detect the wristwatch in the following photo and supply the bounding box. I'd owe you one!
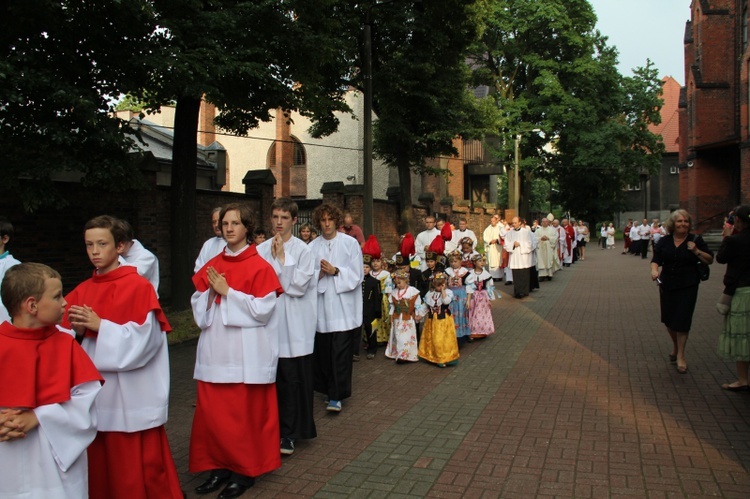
[333,267,340,276]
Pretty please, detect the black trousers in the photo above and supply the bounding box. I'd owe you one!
[277,355,317,440]
[513,267,532,297]
[313,329,356,400]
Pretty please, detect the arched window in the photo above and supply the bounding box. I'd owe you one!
[292,136,306,167]
[266,142,277,168]
[266,137,307,198]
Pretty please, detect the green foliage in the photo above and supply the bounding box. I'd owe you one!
[469,0,664,223]
[138,0,353,136]
[357,0,497,232]
[0,0,156,210]
[114,95,148,113]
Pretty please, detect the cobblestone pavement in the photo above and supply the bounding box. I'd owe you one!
[166,246,750,498]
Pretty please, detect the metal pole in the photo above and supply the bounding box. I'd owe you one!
[514,134,521,215]
[363,18,374,238]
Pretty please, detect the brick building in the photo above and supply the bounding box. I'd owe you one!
[125,94,504,253]
[680,0,749,231]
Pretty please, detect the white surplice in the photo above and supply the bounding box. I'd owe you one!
[257,236,317,358]
[0,381,102,499]
[194,236,226,273]
[120,239,160,296]
[308,232,364,333]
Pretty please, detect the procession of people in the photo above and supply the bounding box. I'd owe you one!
[3,202,750,498]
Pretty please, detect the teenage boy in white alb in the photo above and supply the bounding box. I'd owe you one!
[308,203,363,413]
[256,198,317,456]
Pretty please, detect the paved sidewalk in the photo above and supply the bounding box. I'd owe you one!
[166,246,750,498]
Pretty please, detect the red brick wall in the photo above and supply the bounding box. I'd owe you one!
[198,101,217,146]
[680,1,746,228]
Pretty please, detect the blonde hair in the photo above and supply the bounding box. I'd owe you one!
[663,209,692,234]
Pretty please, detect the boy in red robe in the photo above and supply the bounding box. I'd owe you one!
[0,262,102,498]
[62,215,182,499]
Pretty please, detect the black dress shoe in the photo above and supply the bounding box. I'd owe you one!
[218,481,254,499]
[195,474,229,495]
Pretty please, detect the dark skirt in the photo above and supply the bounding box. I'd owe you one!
[659,284,699,333]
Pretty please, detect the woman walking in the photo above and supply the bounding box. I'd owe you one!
[650,209,713,374]
[716,205,750,391]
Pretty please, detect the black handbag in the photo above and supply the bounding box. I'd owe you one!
[690,234,710,281]
[696,261,710,281]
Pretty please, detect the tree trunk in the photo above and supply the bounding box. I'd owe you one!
[396,156,415,235]
[169,96,201,310]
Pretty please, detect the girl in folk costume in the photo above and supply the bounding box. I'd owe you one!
[419,272,460,367]
[459,237,480,269]
[385,270,424,363]
[445,250,476,346]
[363,235,392,344]
[469,254,496,339]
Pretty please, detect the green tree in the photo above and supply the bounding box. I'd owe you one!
[1,1,358,308]
[356,0,497,233]
[0,0,157,210]
[550,61,664,223]
[132,0,354,308]
[468,0,663,223]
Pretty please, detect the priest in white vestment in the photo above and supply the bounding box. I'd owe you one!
[504,217,534,298]
[535,218,558,280]
[415,216,440,270]
[483,215,503,280]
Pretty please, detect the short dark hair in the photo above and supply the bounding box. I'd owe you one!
[1,262,61,318]
[271,197,299,219]
[0,220,14,240]
[312,203,343,229]
[85,215,128,246]
[734,204,750,227]
[220,204,256,242]
[115,218,135,242]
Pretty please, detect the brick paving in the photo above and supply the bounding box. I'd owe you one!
[165,246,750,498]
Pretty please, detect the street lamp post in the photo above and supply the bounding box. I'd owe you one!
[640,170,649,220]
[513,134,521,216]
[363,14,374,238]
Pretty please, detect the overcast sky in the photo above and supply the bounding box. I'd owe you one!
[588,0,690,84]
